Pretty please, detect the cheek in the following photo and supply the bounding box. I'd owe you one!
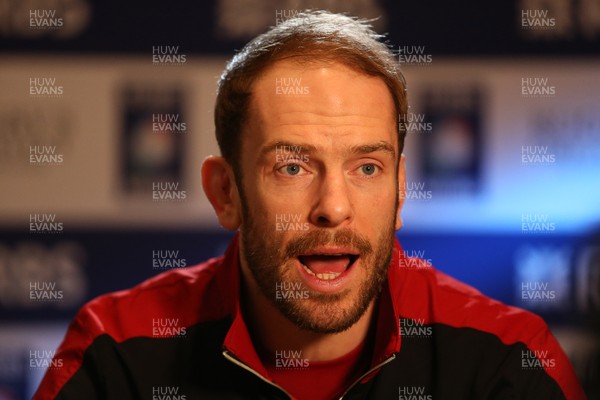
[354,194,397,235]
[246,191,299,235]
[256,184,310,218]
[355,186,396,211]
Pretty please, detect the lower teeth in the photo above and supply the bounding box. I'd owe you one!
[302,264,341,281]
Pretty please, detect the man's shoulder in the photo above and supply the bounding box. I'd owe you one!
[392,257,585,399]
[395,256,548,342]
[33,255,236,400]
[74,255,229,342]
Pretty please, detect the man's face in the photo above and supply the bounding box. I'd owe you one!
[237,60,402,333]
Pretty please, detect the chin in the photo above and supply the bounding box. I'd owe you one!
[280,293,367,334]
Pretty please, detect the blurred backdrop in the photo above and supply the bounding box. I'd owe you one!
[1,0,599,398]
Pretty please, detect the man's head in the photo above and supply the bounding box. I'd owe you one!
[214,11,408,176]
[203,11,408,334]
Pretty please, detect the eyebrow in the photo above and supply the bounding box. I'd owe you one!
[349,142,396,158]
[259,140,396,159]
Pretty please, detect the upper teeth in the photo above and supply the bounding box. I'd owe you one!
[302,264,341,281]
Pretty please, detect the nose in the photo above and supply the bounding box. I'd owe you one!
[308,170,353,228]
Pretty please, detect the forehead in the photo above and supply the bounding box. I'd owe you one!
[244,60,397,149]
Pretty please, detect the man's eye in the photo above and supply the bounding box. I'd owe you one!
[279,164,305,176]
[360,164,379,175]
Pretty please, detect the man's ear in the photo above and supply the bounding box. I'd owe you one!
[395,154,406,230]
[201,156,242,230]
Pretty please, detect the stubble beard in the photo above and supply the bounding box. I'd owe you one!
[240,203,396,334]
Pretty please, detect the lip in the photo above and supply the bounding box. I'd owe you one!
[295,253,360,294]
[298,247,360,257]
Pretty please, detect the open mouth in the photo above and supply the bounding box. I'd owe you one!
[297,253,359,281]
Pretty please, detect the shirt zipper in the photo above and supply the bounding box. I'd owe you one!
[222,350,294,399]
[223,350,396,400]
[338,353,397,400]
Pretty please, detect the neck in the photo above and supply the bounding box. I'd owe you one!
[239,259,375,362]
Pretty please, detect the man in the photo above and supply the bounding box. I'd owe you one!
[35,11,585,400]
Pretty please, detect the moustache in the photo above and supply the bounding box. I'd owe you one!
[284,228,373,259]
